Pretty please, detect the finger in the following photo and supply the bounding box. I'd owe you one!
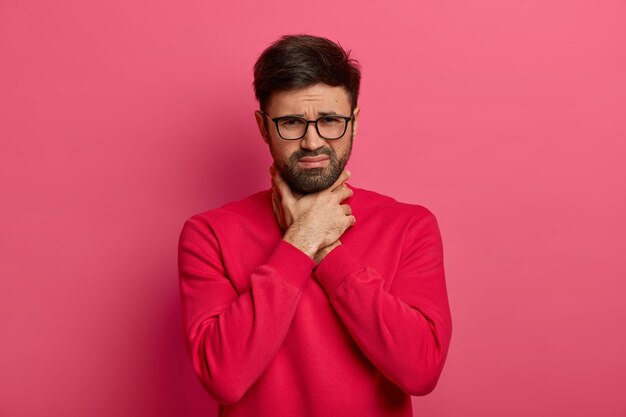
[271,192,286,231]
[270,164,280,192]
[271,174,286,203]
[335,183,354,202]
[273,170,296,204]
[328,169,351,193]
[271,191,279,214]
[272,190,284,216]
[341,204,352,216]
[273,188,286,218]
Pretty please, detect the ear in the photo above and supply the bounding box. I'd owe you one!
[254,110,270,144]
[351,106,360,138]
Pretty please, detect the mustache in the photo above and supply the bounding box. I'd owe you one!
[290,148,334,161]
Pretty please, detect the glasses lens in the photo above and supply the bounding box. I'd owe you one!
[317,116,348,139]
[277,117,307,140]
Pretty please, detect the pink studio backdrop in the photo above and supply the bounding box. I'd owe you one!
[1,1,625,416]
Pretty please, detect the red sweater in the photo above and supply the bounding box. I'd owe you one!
[177,183,452,417]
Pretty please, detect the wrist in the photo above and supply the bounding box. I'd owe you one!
[283,229,318,259]
[320,240,341,254]
[313,240,341,265]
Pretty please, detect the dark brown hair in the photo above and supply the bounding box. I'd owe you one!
[253,34,361,112]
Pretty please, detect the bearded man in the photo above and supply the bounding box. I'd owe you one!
[177,34,453,417]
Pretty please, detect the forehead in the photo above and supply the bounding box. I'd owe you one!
[267,83,350,115]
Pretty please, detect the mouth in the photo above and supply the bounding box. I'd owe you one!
[298,156,330,168]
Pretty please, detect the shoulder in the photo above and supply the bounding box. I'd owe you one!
[183,188,271,229]
[349,185,442,256]
[351,184,437,222]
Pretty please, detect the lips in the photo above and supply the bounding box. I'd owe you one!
[297,155,331,169]
[299,156,330,162]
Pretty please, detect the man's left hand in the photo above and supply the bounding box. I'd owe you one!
[270,164,343,265]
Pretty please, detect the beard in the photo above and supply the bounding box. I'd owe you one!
[271,132,353,195]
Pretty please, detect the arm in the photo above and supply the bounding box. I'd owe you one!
[177,217,315,405]
[312,209,453,396]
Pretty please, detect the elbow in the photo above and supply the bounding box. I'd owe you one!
[204,377,247,406]
[403,372,442,397]
[401,336,451,396]
[196,353,248,405]
[400,357,446,397]
[191,335,248,405]
[404,312,452,396]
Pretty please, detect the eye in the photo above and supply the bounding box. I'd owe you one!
[279,117,305,127]
[320,117,342,125]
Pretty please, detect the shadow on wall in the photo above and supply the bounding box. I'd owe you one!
[151,286,218,417]
[184,96,271,210]
[142,98,267,416]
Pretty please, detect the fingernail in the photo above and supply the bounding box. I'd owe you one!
[346,170,351,177]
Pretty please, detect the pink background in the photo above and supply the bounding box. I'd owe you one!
[1,0,625,416]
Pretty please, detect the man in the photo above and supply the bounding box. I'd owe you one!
[177,34,452,417]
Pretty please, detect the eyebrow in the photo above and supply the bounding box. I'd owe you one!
[282,111,343,117]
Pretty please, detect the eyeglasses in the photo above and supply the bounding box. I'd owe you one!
[260,111,354,140]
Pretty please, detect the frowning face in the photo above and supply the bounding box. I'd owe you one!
[254,83,359,194]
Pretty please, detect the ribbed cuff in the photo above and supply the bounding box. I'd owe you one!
[313,244,365,296]
[264,240,316,291]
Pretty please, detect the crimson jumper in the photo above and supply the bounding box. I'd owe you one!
[177,183,452,417]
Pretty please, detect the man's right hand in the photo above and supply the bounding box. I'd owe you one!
[272,168,355,259]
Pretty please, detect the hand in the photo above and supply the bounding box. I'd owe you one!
[270,164,355,258]
[313,240,342,265]
[270,165,289,234]
[270,164,345,263]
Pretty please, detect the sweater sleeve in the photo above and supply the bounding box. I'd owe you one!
[312,209,452,396]
[177,217,316,405]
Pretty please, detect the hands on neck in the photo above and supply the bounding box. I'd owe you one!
[269,164,354,263]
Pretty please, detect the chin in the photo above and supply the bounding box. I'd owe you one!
[289,172,342,194]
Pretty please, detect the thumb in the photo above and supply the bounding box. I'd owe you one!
[273,170,296,205]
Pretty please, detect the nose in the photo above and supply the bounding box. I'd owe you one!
[299,122,326,151]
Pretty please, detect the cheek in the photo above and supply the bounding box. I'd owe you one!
[331,144,346,155]
[271,142,298,160]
